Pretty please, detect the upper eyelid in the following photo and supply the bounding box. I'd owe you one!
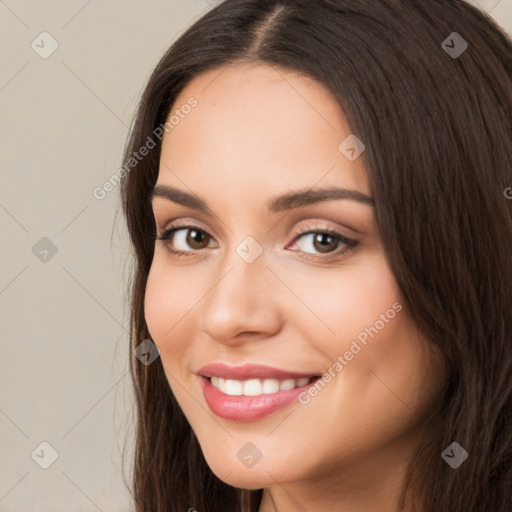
[156,219,217,240]
[156,219,350,237]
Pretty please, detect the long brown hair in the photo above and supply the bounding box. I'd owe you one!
[119,1,512,510]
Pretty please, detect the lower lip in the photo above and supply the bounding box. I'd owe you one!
[199,376,318,421]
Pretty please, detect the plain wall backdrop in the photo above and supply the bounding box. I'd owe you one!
[1,0,511,510]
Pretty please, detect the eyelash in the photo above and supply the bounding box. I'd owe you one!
[156,222,358,261]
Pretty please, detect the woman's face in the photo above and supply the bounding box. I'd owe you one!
[145,62,447,498]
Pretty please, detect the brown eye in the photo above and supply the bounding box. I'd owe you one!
[311,233,339,254]
[157,225,214,253]
[292,229,354,256]
[185,228,210,250]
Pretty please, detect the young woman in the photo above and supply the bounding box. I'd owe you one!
[119,0,512,510]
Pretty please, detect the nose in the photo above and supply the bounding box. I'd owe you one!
[200,242,282,345]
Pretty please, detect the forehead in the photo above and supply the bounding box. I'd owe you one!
[158,62,370,201]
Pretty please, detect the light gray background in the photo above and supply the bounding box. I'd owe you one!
[1,1,511,510]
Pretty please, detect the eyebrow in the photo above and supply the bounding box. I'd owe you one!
[150,184,374,214]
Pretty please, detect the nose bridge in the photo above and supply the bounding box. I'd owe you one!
[200,236,281,342]
[206,237,267,314]
[214,234,268,299]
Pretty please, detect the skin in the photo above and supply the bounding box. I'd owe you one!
[144,61,448,512]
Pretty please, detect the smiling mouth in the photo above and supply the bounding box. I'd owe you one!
[207,376,320,396]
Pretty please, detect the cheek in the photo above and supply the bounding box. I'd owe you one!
[284,253,403,359]
[302,260,443,443]
[143,260,191,357]
[143,254,219,379]
[143,268,166,342]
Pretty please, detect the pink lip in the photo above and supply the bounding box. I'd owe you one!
[197,363,318,380]
[196,364,320,421]
[198,376,318,421]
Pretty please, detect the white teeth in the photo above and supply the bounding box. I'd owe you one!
[243,379,262,396]
[279,379,296,391]
[209,376,313,396]
[262,379,280,394]
[224,379,243,395]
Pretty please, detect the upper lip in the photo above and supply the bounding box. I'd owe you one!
[197,363,320,380]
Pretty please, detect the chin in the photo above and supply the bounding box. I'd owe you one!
[204,456,281,489]
[218,472,272,490]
